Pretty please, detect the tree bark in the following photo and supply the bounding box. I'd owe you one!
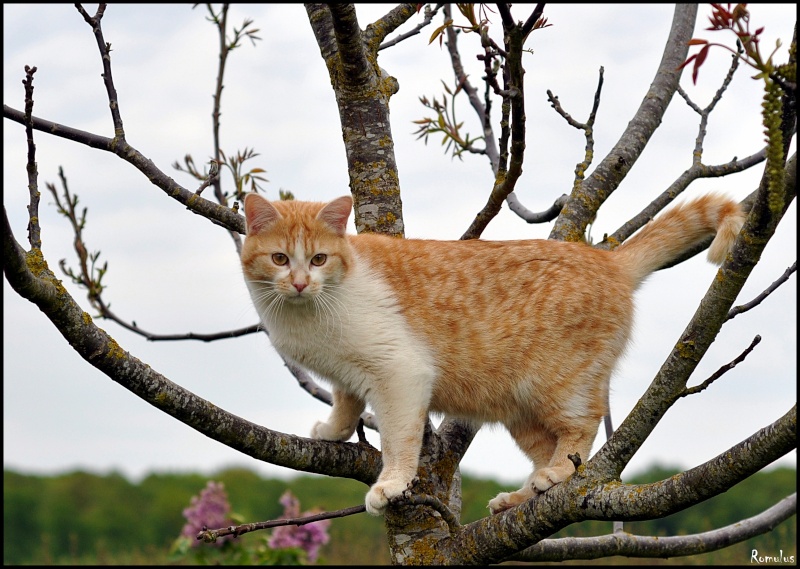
[550,4,698,242]
[305,3,414,237]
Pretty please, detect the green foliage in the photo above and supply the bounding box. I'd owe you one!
[413,81,484,161]
[3,465,795,565]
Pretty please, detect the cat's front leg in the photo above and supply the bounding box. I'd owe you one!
[365,401,429,516]
[311,387,365,441]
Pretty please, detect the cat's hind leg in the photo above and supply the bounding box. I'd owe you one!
[488,423,556,514]
[311,387,366,441]
[489,416,599,514]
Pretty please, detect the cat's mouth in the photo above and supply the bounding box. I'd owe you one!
[284,290,312,303]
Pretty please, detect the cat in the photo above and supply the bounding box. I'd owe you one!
[240,192,744,515]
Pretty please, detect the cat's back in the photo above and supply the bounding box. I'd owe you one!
[348,233,633,419]
[348,233,632,303]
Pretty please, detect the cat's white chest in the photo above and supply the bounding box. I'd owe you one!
[249,259,434,397]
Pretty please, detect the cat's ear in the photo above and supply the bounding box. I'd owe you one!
[317,195,353,236]
[243,193,282,235]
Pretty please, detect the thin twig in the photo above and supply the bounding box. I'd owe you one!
[94,298,264,342]
[727,262,797,320]
[3,104,247,234]
[194,161,219,196]
[75,3,125,139]
[398,494,460,533]
[22,65,41,250]
[680,335,761,397]
[677,48,741,168]
[378,3,442,50]
[196,504,367,543]
[546,66,604,214]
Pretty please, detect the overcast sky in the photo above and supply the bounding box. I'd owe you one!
[3,4,796,490]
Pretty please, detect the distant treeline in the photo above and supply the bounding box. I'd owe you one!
[3,464,795,565]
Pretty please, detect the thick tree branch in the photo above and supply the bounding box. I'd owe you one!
[592,134,796,482]
[550,4,698,242]
[2,206,381,486]
[364,3,420,50]
[306,3,404,237]
[328,4,373,91]
[4,105,246,234]
[511,493,796,562]
[435,405,795,564]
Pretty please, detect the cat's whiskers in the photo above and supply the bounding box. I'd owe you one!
[249,280,287,323]
[312,287,348,344]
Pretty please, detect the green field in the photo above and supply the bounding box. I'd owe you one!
[4,464,795,565]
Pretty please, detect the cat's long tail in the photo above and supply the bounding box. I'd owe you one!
[614,193,745,287]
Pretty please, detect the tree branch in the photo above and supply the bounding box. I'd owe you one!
[680,335,761,397]
[550,4,698,242]
[4,105,246,234]
[460,8,531,239]
[511,493,797,562]
[197,504,367,543]
[306,3,405,237]
[22,66,42,251]
[598,149,766,253]
[328,4,372,91]
[520,4,547,38]
[443,4,499,172]
[2,205,381,486]
[366,3,423,50]
[506,193,569,224]
[437,405,795,564]
[75,3,126,139]
[727,261,797,321]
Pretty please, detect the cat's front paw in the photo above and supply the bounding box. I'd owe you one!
[310,420,352,442]
[365,479,413,516]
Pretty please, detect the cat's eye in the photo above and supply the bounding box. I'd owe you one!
[311,254,327,267]
[272,253,289,266]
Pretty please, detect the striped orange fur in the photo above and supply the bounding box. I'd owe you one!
[241,192,744,514]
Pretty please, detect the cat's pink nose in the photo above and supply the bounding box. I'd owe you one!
[294,282,307,293]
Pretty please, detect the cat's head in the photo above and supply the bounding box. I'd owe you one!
[240,194,354,307]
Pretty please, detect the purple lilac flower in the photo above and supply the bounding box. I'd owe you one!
[268,490,331,562]
[180,480,234,547]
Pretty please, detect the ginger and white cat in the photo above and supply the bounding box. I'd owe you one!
[240,192,744,515]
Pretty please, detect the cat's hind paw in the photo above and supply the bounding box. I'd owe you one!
[531,465,573,492]
[488,489,534,514]
[489,465,575,514]
[310,420,353,442]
